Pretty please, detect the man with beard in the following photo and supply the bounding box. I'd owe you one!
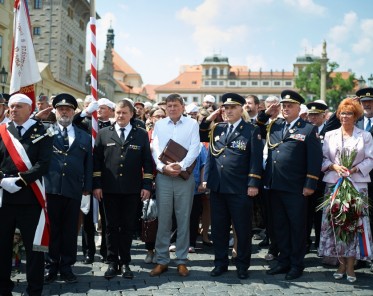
[244,95,260,123]
[44,94,92,284]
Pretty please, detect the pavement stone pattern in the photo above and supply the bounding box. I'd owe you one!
[11,234,373,295]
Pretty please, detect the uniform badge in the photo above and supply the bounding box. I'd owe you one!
[215,135,220,141]
[231,140,247,151]
[289,129,294,134]
[257,134,262,140]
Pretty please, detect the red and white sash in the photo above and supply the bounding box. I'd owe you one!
[0,124,49,252]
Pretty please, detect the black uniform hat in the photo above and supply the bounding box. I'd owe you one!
[0,93,10,105]
[280,90,305,104]
[222,93,245,106]
[356,87,373,101]
[307,100,328,114]
[52,93,78,110]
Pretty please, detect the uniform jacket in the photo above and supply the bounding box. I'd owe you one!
[257,112,322,193]
[93,124,153,194]
[205,120,263,194]
[0,121,53,204]
[44,124,93,200]
[322,127,373,184]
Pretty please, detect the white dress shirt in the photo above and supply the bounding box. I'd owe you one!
[13,118,36,136]
[152,115,200,172]
[115,122,132,140]
[57,123,75,146]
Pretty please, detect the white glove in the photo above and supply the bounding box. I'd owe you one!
[80,194,91,215]
[0,177,22,194]
[84,101,99,116]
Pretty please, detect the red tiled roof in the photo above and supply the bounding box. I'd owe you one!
[112,49,138,75]
[156,71,202,91]
[143,84,160,101]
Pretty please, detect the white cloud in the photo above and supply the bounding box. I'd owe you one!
[245,54,268,71]
[361,19,373,38]
[95,12,117,49]
[177,0,221,26]
[283,0,326,15]
[328,11,357,43]
[352,37,373,54]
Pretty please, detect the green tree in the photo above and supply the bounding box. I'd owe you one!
[295,61,355,110]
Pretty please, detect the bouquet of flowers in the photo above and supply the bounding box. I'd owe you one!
[317,147,369,244]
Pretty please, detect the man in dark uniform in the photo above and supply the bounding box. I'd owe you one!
[0,94,53,296]
[204,93,263,279]
[305,100,328,252]
[257,90,322,280]
[93,99,153,279]
[44,94,93,284]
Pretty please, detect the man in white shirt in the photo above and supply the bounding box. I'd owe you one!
[150,93,200,277]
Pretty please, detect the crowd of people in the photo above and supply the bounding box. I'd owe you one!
[0,87,373,295]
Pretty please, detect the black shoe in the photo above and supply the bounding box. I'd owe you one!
[202,239,213,247]
[82,255,94,264]
[104,264,119,279]
[236,267,249,279]
[60,271,78,283]
[258,237,269,248]
[266,265,291,275]
[285,269,303,280]
[44,272,58,284]
[122,264,134,279]
[210,266,228,277]
[100,256,108,264]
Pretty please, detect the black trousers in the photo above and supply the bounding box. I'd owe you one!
[210,192,253,269]
[306,186,324,249]
[82,195,96,258]
[270,189,307,271]
[47,194,80,275]
[0,204,44,296]
[103,193,140,265]
[261,188,279,255]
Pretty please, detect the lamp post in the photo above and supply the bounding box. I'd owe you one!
[0,66,8,93]
[368,74,373,87]
[357,75,366,89]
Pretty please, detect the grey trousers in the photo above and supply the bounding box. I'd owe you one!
[155,173,195,265]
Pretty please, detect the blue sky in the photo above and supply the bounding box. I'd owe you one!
[92,0,373,86]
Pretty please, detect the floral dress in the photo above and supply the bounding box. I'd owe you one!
[318,135,373,260]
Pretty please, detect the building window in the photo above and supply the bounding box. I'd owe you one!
[229,81,236,86]
[67,35,73,45]
[78,64,83,83]
[0,35,2,66]
[220,69,224,75]
[205,69,209,76]
[193,97,198,102]
[79,19,85,30]
[79,44,84,54]
[67,6,74,19]
[252,81,258,86]
[0,0,4,4]
[240,81,247,86]
[34,0,42,9]
[175,81,180,85]
[262,81,269,86]
[212,68,218,78]
[285,81,292,86]
[33,27,41,36]
[192,80,197,85]
[219,81,224,86]
[211,81,217,86]
[274,81,281,86]
[66,56,72,78]
[204,81,209,86]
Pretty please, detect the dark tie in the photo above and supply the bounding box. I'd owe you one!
[62,127,69,150]
[283,123,290,137]
[120,128,125,143]
[366,118,372,131]
[16,126,23,137]
[227,124,234,137]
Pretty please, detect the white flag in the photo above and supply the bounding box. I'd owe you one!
[10,0,41,95]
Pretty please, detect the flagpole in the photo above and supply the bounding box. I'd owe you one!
[90,0,98,148]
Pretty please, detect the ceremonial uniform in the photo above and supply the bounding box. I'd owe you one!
[205,93,263,279]
[257,90,322,279]
[93,123,153,267]
[0,94,53,296]
[44,94,93,283]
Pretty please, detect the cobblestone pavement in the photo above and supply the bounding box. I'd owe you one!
[11,235,373,295]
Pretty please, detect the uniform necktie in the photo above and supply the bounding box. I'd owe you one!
[227,124,234,136]
[62,127,69,150]
[283,123,290,137]
[16,126,23,137]
[366,118,372,131]
[120,127,125,143]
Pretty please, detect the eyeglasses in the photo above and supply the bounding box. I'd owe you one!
[340,112,354,117]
